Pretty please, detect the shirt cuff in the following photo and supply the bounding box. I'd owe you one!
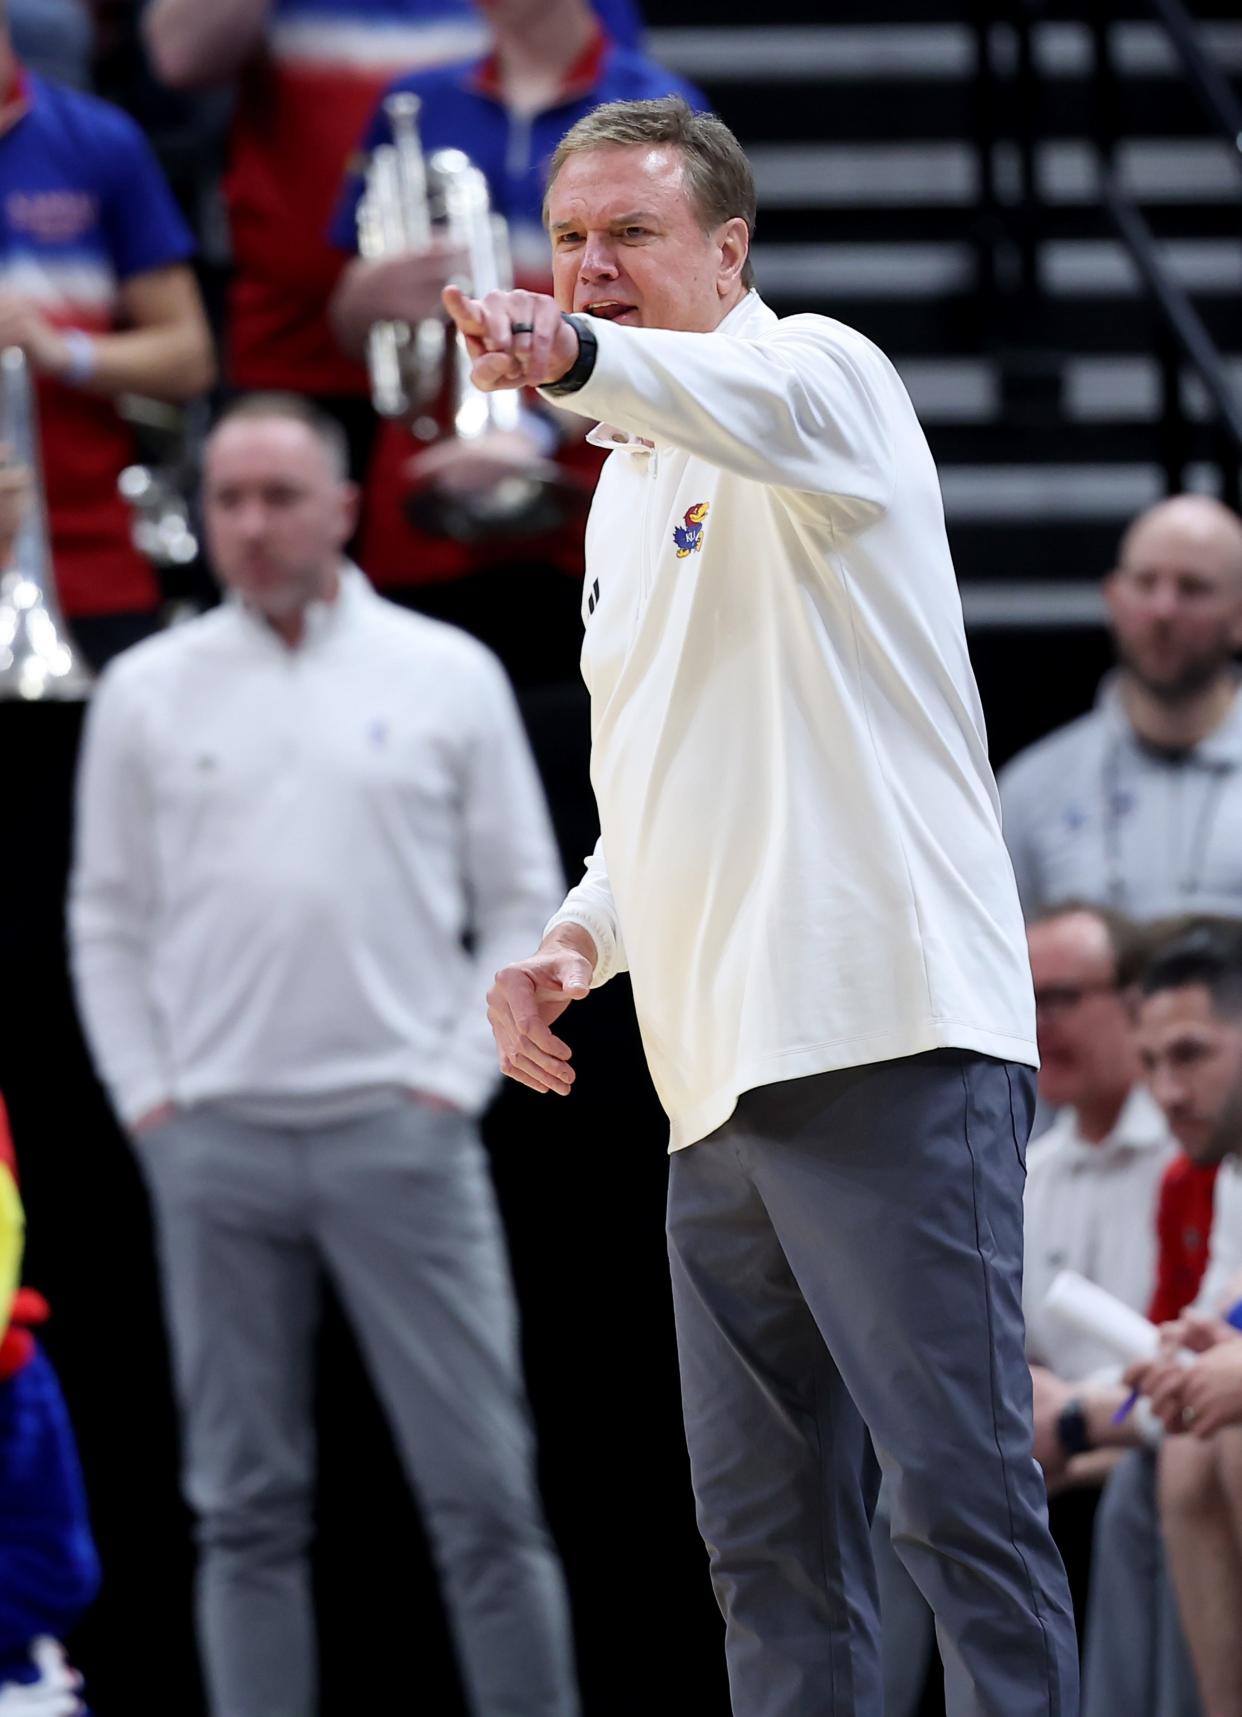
[543,908,619,988]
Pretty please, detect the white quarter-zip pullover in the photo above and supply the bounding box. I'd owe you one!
[542,291,1037,1150]
[70,569,562,1125]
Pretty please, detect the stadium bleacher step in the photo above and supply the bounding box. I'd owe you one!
[648,9,1242,610]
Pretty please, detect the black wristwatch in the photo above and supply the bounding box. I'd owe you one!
[542,313,599,397]
[1055,1397,1092,1458]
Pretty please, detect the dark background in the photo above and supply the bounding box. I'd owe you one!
[0,624,1112,1716]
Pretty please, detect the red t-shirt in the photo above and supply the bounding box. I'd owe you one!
[225,6,488,395]
[1147,1154,1220,1325]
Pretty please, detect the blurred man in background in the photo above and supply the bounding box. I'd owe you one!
[1028,920,1242,1717]
[1120,926,1242,1717]
[1024,904,1175,1381]
[143,0,645,473]
[1001,496,1242,920]
[0,0,214,666]
[69,395,574,1717]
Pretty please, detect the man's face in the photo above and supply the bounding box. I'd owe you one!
[1137,984,1242,1162]
[1028,912,1133,1111]
[547,144,748,333]
[1104,508,1242,701]
[203,418,357,619]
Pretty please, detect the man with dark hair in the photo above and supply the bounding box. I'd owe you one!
[1001,497,1242,920]
[68,395,576,1717]
[447,95,1078,1717]
[1027,919,1242,1717]
[1121,924,1242,1717]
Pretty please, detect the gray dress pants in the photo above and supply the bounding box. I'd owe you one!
[135,1101,578,1717]
[666,1050,1079,1717]
[1081,1450,1201,1717]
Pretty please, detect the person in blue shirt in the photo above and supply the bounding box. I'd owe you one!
[326,0,705,659]
[0,6,214,663]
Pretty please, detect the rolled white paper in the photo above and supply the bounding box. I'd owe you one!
[1042,1270,1161,1365]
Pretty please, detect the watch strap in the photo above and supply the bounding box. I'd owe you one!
[542,314,598,397]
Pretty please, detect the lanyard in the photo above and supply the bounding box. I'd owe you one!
[1101,733,1231,910]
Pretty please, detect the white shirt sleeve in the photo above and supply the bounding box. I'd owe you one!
[544,836,628,989]
[543,310,892,515]
[430,655,565,1114]
[67,668,172,1128]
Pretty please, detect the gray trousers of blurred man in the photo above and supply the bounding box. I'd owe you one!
[1081,1450,1201,1717]
[666,1050,1079,1717]
[135,1099,578,1717]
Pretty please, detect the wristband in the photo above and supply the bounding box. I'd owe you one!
[61,329,97,388]
[1056,1397,1092,1458]
[541,314,598,397]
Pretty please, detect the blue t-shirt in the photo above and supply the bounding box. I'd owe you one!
[0,70,194,614]
[330,36,707,284]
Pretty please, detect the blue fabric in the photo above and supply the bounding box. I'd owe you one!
[0,73,194,285]
[330,43,707,257]
[0,1348,100,1685]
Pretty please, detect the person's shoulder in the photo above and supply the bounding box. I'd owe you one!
[97,609,238,695]
[377,58,477,110]
[999,705,1108,795]
[30,72,150,158]
[766,309,895,377]
[597,46,707,106]
[366,594,507,682]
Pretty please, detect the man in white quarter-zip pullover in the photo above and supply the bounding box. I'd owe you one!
[445,98,1080,1716]
[68,396,578,1717]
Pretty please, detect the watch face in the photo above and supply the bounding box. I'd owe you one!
[1057,1401,1090,1457]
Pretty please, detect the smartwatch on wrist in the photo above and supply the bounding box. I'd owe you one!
[1055,1396,1092,1458]
[542,313,598,397]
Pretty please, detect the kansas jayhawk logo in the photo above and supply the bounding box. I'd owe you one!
[672,501,710,557]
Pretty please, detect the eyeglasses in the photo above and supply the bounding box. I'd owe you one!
[1033,982,1117,1018]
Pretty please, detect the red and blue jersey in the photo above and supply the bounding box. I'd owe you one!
[226,0,645,396]
[0,70,194,616]
[330,27,706,589]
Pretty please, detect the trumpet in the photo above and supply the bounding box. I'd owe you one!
[0,346,92,701]
[357,95,581,543]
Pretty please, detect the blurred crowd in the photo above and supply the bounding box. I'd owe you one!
[3,4,1242,1716]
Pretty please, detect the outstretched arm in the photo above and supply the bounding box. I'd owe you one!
[443,285,892,511]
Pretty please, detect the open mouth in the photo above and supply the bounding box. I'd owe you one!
[582,300,637,323]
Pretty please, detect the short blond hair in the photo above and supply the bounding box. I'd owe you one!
[544,96,756,291]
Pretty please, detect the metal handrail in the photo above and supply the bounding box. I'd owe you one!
[1085,3,1242,504]
[1102,183,1242,450]
[1145,0,1242,167]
